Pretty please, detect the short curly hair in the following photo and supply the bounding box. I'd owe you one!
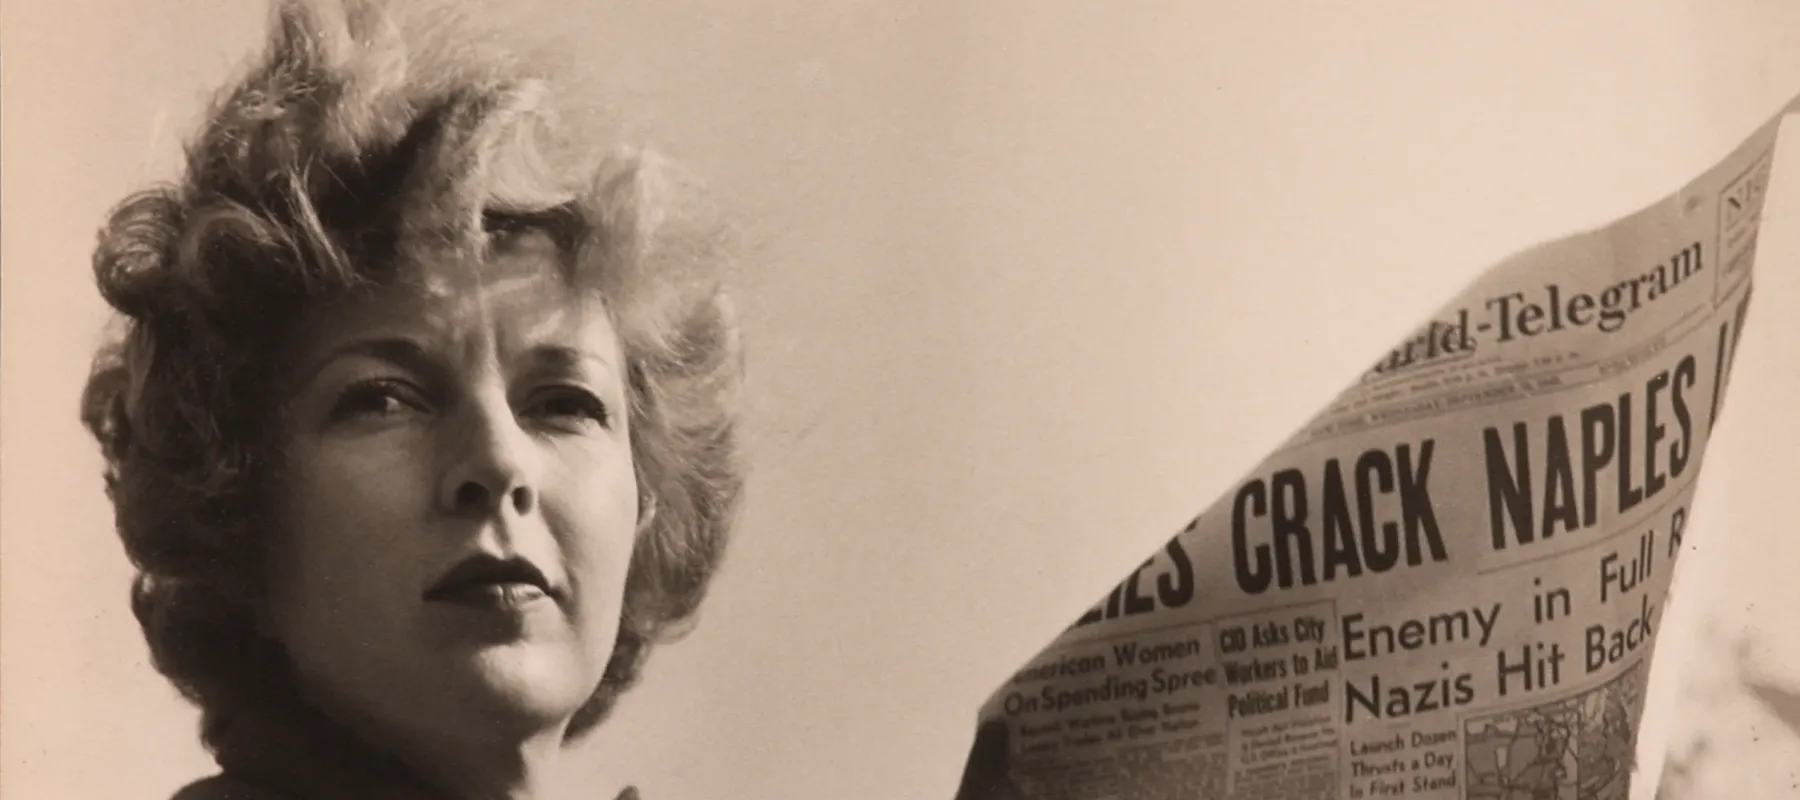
[79,0,744,746]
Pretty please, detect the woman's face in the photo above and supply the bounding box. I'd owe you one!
[264,230,639,746]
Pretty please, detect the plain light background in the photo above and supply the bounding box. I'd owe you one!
[4,2,1798,799]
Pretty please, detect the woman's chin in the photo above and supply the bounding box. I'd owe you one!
[444,644,599,729]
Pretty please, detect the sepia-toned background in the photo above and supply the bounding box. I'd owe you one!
[4,2,1798,798]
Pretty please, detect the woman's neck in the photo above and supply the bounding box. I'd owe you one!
[291,677,575,800]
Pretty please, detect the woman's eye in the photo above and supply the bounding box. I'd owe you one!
[528,388,611,429]
[328,380,422,421]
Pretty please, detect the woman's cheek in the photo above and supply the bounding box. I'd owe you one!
[553,495,636,577]
[545,476,638,618]
[318,433,432,500]
[286,440,432,562]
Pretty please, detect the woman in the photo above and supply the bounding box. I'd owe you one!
[81,1,741,797]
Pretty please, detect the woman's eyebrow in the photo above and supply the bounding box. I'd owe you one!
[293,337,439,389]
[523,344,614,377]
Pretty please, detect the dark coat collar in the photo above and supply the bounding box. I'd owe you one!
[171,692,636,800]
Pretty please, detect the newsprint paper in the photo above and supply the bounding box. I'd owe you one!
[968,97,1800,800]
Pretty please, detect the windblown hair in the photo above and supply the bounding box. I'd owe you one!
[80,0,743,745]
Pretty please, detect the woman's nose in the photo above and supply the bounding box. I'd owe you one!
[438,394,537,518]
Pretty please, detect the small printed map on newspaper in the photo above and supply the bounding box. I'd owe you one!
[962,96,1800,800]
[1463,663,1641,800]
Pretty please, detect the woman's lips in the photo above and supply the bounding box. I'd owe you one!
[427,582,550,611]
[424,555,557,611]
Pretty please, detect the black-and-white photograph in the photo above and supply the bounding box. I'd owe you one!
[3,2,1799,799]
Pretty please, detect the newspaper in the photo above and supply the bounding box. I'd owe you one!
[963,97,1800,800]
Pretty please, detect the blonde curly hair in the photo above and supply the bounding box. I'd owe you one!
[80,0,744,747]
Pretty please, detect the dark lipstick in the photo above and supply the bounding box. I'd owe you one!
[424,555,556,611]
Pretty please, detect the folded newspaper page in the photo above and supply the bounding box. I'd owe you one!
[966,98,1800,800]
